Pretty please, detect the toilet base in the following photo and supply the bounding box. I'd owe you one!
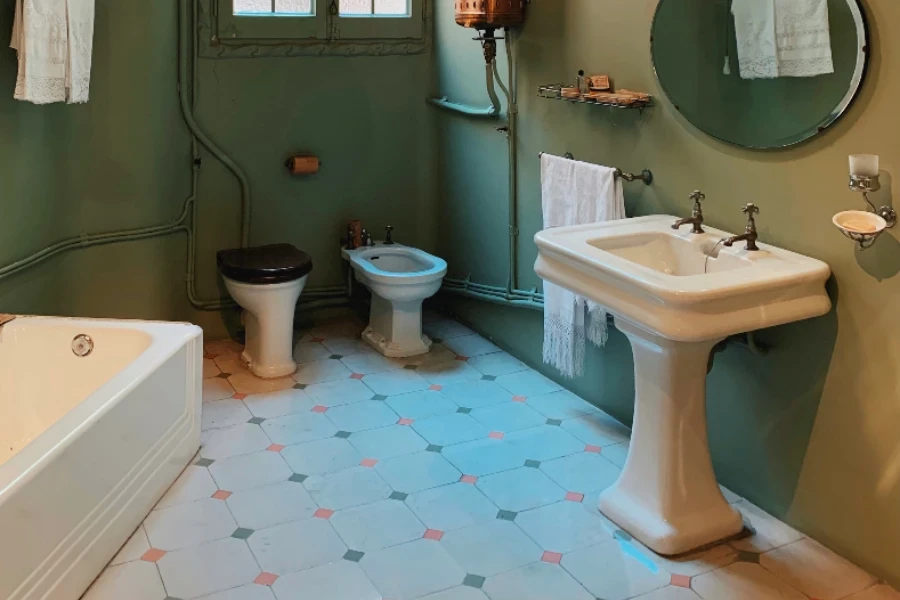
[363,326,433,358]
[363,295,433,358]
[222,276,306,380]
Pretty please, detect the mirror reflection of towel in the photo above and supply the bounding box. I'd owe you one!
[10,0,95,104]
[732,0,834,79]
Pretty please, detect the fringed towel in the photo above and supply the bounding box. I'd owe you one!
[10,0,95,104]
[541,154,625,378]
[732,0,833,79]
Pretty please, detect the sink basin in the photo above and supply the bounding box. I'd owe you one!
[534,215,831,556]
[536,215,831,343]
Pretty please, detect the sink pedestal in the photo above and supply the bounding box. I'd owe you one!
[598,318,743,556]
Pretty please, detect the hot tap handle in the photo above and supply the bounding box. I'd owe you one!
[742,203,759,216]
[689,190,705,208]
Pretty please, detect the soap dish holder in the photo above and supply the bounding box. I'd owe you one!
[833,210,887,250]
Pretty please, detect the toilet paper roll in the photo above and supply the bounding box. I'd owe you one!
[285,155,321,175]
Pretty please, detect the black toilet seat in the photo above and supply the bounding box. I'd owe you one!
[217,244,313,285]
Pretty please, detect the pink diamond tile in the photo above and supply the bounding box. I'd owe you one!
[489,431,504,440]
[584,445,602,453]
[350,373,365,380]
[360,458,379,468]
[460,474,478,484]
[455,356,469,361]
[565,492,584,502]
[398,418,414,426]
[255,572,279,586]
[672,574,692,588]
[212,490,233,500]
[314,508,335,520]
[541,551,563,564]
[141,548,167,563]
[312,405,329,413]
[267,444,286,452]
[429,385,443,391]
[423,529,445,541]
[311,337,325,343]
[233,393,248,400]
[512,396,527,403]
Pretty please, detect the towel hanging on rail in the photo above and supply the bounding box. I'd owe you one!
[540,153,625,378]
[731,0,833,79]
[10,0,96,104]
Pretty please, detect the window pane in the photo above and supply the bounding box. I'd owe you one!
[374,0,408,15]
[275,0,312,13]
[234,0,273,14]
[340,0,373,15]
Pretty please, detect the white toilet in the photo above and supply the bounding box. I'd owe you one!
[218,244,313,379]
[343,242,447,358]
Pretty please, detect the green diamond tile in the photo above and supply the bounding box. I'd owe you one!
[343,549,365,562]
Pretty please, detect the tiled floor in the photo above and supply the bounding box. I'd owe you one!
[83,314,900,600]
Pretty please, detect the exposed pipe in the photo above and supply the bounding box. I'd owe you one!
[504,28,519,290]
[180,0,252,248]
[427,63,502,118]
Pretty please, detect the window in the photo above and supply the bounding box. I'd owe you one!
[221,0,424,42]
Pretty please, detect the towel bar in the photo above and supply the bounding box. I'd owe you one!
[538,152,653,186]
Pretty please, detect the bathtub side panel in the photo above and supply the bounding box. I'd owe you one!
[0,333,201,600]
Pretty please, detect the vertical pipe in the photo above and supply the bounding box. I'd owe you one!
[178,0,252,248]
[505,28,519,291]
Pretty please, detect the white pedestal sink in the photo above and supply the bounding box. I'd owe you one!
[534,216,831,555]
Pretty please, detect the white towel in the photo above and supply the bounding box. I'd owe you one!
[732,0,779,79]
[732,0,833,79]
[774,0,834,77]
[541,154,625,378]
[10,0,95,104]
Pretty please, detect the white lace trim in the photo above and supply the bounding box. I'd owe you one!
[543,300,609,379]
[11,0,94,105]
[732,0,833,80]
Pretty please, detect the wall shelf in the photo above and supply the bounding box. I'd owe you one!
[538,84,653,110]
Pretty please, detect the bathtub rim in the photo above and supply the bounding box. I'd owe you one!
[0,316,203,498]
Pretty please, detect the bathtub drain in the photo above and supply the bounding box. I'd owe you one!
[72,334,94,357]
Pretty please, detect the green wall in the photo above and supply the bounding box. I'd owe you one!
[433,0,900,586]
[0,0,435,340]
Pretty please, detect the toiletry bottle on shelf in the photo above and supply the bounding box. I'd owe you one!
[577,70,590,96]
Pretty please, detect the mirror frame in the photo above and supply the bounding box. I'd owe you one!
[650,0,870,149]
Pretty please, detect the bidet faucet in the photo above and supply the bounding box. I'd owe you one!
[672,190,706,234]
[723,203,760,251]
[384,226,395,245]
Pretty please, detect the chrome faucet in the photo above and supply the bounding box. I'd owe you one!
[672,190,706,234]
[723,204,760,251]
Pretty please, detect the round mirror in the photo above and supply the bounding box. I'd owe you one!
[651,0,868,149]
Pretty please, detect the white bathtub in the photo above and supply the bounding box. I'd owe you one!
[0,316,202,600]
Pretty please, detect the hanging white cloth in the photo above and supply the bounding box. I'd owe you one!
[732,0,779,79]
[541,154,625,378]
[10,0,95,104]
[774,0,834,78]
[732,0,833,79]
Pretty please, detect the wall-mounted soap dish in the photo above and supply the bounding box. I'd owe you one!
[833,210,887,250]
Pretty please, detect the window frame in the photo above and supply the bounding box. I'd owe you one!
[218,0,425,43]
